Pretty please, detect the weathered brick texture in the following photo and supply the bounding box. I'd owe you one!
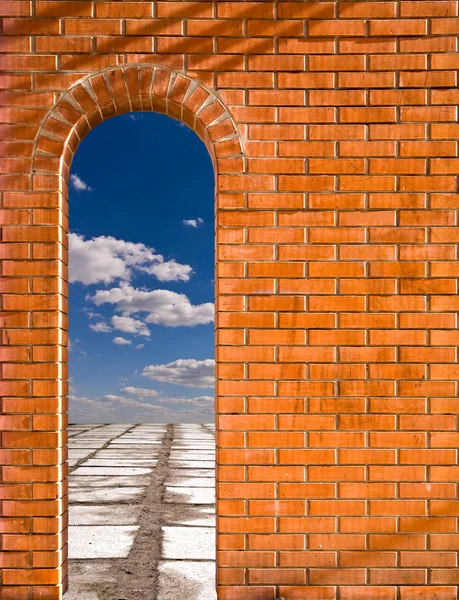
[1,1,459,599]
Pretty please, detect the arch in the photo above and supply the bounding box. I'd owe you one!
[24,65,245,599]
[31,64,245,187]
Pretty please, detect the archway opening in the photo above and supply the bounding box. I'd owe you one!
[65,110,217,599]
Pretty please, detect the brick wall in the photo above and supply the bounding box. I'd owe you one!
[1,1,459,599]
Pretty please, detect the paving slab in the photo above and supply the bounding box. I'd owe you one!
[70,424,106,428]
[69,475,151,488]
[112,444,162,448]
[169,456,215,462]
[71,434,114,438]
[165,476,214,488]
[170,442,214,446]
[69,504,142,525]
[174,432,213,436]
[95,448,159,453]
[165,486,215,505]
[164,506,216,527]
[173,438,214,443]
[176,433,214,440]
[101,424,137,428]
[70,486,145,503]
[168,468,215,478]
[108,439,162,444]
[68,443,108,449]
[89,455,158,460]
[157,561,217,600]
[83,459,158,467]
[120,432,165,436]
[169,458,214,464]
[72,466,153,476]
[71,433,115,437]
[69,525,139,559]
[171,450,214,454]
[173,436,214,440]
[161,526,215,560]
[93,450,159,455]
[131,439,164,442]
[168,460,215,469]
[171,447,215,451]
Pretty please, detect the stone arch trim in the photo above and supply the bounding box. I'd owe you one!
[31,64,245,186]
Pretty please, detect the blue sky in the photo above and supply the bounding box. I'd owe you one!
[69,112,215,423]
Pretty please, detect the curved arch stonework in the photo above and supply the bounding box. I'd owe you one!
[32,64,244,184]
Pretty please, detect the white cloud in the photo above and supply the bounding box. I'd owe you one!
[69,233,192,285]
[89,321,112,333]
[121,386,159,398]
[84,309,103,319]
[70,173,92,192]
[89,283,214,327]
[183,217,204,228]
[161,395,214,406]
[111,315,150,337]
[100,394,127,402]
[113,336,131,345]
[142,358,215,388]
[139,261,193,282]
[136,344,145,350]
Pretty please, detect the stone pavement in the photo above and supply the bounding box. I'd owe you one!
[64,423,216,600]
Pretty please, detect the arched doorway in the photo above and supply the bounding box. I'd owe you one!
[65,109,216,598]
[26,65,244,599]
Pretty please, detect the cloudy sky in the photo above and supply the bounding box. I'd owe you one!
[69,112,215,423]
